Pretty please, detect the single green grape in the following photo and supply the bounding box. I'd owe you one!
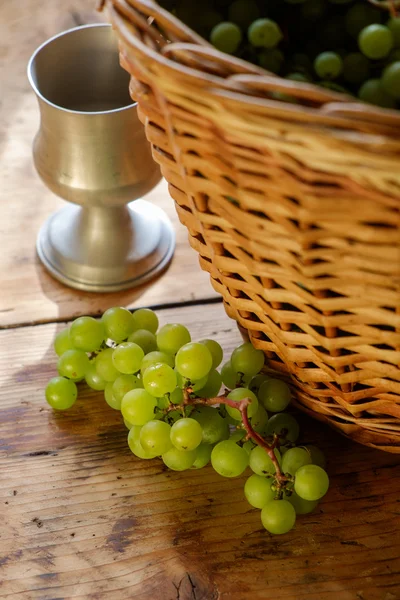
[162,446,197,471]
[54,328,74,357]
[249,446,281,477]
[314,52,343,79]
[131,308,159,334]
[342,52,370,85]
[113,374,142,405]
[128,426,157,459]
[170,417,203,451]
[258,378,291,413]
[221,360,238,389]
[211,440,249,477]
[294,464,329,501]
[358,24,393,59]
[304,445,326,468]
[157,396,170,410]
[104,382,121,410]
[248,19,283,49]
[387,17,400,47]
[45,376,77,410]
[231,342,264,378]
[358,78,396,108]
[244,474,275,508]
[258,48,284,74]
[243,440,255,455]
[287,491,319,514]
[250,404,269,433]
[261,500,296,534]
[85,365,106,391]
[199,339,223,369]
[95,348,119,382]
[121,388,157,426]
[248,374,271,395]
[175,342,213,381]
[156,323,191,355]
[226,387,258,420]
[127,329,157,354]
[195,369,222,398]
[192,443,213,469]
[143,362,177,397]
[57,349,90,381]
[112,342,144,375]
[228,0,259,29]
[102,307,135,342]
[229,429,246,444]
[139,420,172,455]
[266,413,300,443]
[69,316,105,352]
[346,2,381,38]
[210,22,242,55]
[168,387,184,405]
[191,405,230,444]
[281,447,312,476]
[141,350,175,374]
[382,61,400,99]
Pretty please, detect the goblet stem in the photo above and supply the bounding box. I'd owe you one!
[37,200,175,292]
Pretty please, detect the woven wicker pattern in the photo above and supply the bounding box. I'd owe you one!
[106,0,400,452]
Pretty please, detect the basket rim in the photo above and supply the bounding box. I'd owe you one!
[104,0,400,134]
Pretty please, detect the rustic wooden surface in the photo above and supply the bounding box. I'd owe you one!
[1,1,400,599]
[1,302,400,600]
[0,0,217,329]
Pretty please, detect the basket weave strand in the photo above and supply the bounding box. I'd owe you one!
[106,0,400,452]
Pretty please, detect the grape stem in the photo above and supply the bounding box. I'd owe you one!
[170,389,288,485]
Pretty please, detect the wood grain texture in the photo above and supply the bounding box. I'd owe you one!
[0,0,217,329]
[1,303,399,600]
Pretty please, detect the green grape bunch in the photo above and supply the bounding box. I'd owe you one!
[154,0,400,111]
[44,306,330,535]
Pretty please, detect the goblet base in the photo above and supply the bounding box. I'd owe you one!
[37,200,175,292]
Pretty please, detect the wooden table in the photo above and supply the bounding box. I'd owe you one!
[1,2,399,599]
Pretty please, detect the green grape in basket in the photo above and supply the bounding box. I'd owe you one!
[210,22,242,54]
[248,19,283,49]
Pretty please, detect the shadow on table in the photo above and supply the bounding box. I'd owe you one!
[33,255,171,322]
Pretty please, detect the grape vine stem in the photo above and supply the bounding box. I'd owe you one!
[169,389,288,485]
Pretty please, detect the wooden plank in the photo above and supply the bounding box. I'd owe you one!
[0,0,217,329]
[1,302,399,600]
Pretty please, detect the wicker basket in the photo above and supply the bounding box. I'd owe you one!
[105,0,400,452]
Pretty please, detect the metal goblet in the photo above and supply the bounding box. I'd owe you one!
[28,23,175,292]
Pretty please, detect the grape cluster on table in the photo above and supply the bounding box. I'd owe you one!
[157,0,400,110]
[45,306,329,535]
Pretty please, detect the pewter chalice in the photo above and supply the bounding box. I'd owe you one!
[28,23,175,292]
